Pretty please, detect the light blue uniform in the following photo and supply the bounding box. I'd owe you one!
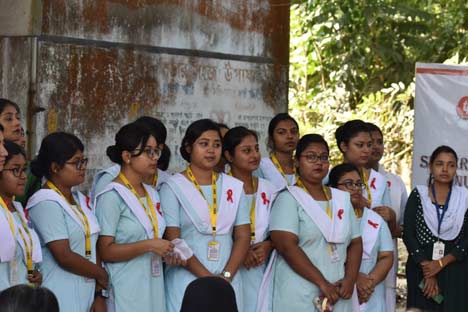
[238,194,269,312]
[269,190,360,312]
[0,210,29,291]
[91,165,170,203]
[358,209,393,312]
[95,190,166,312]
[28,200,98,312]
[160,175,250,312]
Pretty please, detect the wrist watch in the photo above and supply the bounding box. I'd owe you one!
[222,270,232,280]
[94,289,109,299]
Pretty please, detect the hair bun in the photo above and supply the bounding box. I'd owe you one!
[106,145,122,164]
[30,155,47,178]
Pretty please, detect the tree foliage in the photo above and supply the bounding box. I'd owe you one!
[289,0,468,177]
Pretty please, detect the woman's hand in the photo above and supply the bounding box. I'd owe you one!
[422,277,439,298]
[27,269,42,286]
[334,277,354,299]
[356,273,375,303]
[250,241,273,267]
[149,239,174,257]
[243,249,260,270]
[96,268,109,289]
[90,297,107,312]
[318,280,340,305]
[421,260,443,278]
[164,253,187,267]
[372,206,396,223]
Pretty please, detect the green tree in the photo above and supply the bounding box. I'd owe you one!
[289,0,468,177]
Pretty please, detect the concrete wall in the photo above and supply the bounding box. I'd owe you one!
[0,0,289,189]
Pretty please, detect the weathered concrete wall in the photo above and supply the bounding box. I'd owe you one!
[0,0,289,189]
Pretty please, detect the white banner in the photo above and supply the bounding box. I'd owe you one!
[413,63,468,189]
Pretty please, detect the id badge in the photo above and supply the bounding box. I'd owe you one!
[328,244,340,263]
[208,241,220,261]
[432,241,445,260]
[9,259,19,285]
[151,255,161,277]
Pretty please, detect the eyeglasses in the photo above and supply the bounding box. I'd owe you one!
[337,181,366,191]
[66,158,88,170]
[3,167,27,177]
[300,154,329,163]
[133,148,161,160]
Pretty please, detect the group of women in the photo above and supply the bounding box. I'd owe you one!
[0,96,468,312]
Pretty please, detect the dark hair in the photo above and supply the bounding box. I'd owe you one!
[223,126,258,157]
[216,123,229,131]
[0,285,59,312]
[366,122,383,138]
[0,124,4,132]
[180,119,221,162]
[268,113,299,138]
[30,132,84,179]
[328,163,362,188]
[295,134,329,159]
[428,145,458,185]
[0,99,21,115]
[106,122,152,165]
[429,145,458,164]
[180,277,238,312]
[158,144,171,171]
[3,140,26,166]
[335,119,370,153]
[134,116,167,145]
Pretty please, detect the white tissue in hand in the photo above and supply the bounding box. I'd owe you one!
[171,238,193,260]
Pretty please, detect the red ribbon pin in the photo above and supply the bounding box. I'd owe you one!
[370,178,376,190]
[368,220,379,229]
[387,181,391,188]
[337,209,344,220]
[261,192,270,205]
[227,189,233,203]
[156,202,163,216]
[85,196,92,210]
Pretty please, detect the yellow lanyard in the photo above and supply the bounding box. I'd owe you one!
[228,171,256,242]
[46,182,92,258]
[362,169,373,203]
[296,178,332,218]
[0,196,16,243]
[187,166,217,236]
[152,170,158,188]
[118,173,159,238]
[270,154,297,186]
[12,204,34,274]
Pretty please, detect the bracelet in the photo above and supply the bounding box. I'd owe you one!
[438,259,444,268]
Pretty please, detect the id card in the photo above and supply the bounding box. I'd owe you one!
[328,244,340,263]
[208,241,220,261]
[9,260,19,285]
[151,255,161,277]
[432,241,445,260]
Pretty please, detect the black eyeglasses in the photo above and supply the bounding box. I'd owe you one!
[66,158,89,170]
[132,148,161,160]
[300,154,330,163]
[337,181,366,191]
[3,167,28,177]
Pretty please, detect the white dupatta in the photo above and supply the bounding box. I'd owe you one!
[95,182,165,239]
[417,185,468,240]
[26,189,100,235]
[12,201,42,263]
[363,169,387,208]
[259,157,295,191]
[288,186,348,244]
[164,173,242,235]
[361,208,383,260]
